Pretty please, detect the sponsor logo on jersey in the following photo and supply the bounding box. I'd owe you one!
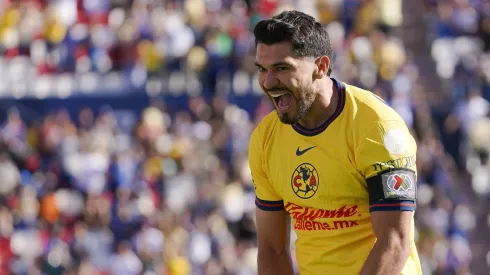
[284,202,360,231]
[291,163,319,199]
[293,219,359,231]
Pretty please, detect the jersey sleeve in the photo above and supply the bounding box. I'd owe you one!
[356,120,417,213]
[248,128,284,211]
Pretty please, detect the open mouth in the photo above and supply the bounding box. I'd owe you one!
[270,92,293,110]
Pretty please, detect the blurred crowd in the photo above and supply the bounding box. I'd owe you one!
[420,0,490,273]
[0,0,489,274]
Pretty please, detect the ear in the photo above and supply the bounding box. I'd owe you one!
[313,56,330,80]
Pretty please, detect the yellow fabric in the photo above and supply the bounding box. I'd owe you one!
[249,81,422,274]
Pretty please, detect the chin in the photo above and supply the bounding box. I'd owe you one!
[277,111,299,125]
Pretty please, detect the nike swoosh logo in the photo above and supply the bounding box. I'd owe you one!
[296,146,317,156]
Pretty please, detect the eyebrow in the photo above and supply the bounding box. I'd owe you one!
[254,61,294,69]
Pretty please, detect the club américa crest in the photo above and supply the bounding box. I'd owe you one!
[291,163,319,199]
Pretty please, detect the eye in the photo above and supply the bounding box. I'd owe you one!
[256,66,266,72]
[276,66,289,72]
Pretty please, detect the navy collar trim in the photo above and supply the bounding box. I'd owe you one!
[292,78,346,137]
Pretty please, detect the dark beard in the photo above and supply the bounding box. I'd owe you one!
[277,89,315,125]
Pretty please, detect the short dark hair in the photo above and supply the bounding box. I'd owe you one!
[254,10,333,76]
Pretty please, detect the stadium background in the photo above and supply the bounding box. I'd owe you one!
[0,0,489,274]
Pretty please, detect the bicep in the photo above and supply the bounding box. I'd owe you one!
[356,120,418,212]
[370,211,412,245]
[367,169,416,243]
[249,128,290,251]
[255,208,291,253]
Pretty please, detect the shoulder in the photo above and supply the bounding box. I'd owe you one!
[250,111,280,150]
[344,83,410,135]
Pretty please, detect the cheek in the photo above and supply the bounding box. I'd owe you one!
[257,73,265,84]
[276,75,296,90]
[257,75,264,88]
[286,72,309,88]
[285,77,305,94]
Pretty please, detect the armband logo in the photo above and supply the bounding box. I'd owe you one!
[382,171,416,200]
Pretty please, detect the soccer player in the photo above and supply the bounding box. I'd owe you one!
[248,10,422,275]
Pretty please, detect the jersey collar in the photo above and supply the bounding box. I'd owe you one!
[292,78,346,137]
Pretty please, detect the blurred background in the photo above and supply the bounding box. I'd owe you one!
[0,0,489,274]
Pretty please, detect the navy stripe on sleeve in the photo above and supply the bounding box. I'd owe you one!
[369,200,416,213]
[255,197,284,211]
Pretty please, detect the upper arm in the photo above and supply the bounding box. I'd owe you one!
[356,120,418,213]
[356,120,416,246]
[255,208,291,253]
[370,211,412,246]
[248,128,290,251]
[248,128,284,211]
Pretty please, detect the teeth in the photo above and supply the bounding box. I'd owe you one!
[271,93,287,98]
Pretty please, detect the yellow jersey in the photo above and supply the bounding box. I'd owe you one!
[249,78,422,275]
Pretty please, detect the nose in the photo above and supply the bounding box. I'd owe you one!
[262,71,279,90]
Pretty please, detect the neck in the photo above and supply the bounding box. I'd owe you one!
[298,78,338,129]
